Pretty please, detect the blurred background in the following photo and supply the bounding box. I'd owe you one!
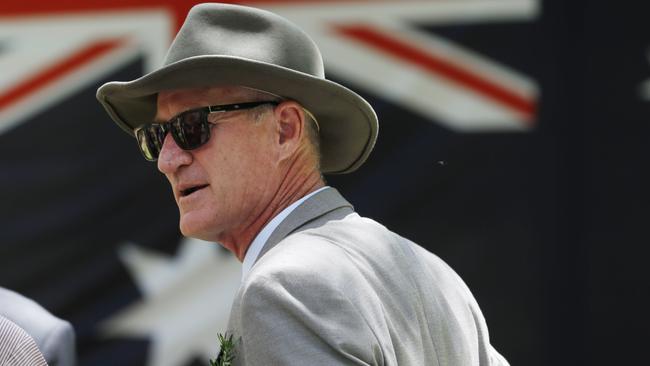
[1,0,648,365]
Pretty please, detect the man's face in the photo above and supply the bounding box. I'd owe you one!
[155,86,282,251]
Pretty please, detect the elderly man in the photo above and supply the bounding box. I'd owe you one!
[97,3,508,365]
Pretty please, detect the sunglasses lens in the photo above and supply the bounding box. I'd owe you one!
[135,108,219,161]
[136,125,165,161]
[171,110,210,149]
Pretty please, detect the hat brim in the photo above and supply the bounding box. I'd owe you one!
[96,56,378,174]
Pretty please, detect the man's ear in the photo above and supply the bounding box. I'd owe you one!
[274,101,305,160]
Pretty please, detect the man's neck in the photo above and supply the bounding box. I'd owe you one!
[221,167,325,261]
[241,185,329,280]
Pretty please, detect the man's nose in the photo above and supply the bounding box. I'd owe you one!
[157,133,192,174]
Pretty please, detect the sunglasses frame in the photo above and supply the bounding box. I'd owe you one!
[134,101,279,161]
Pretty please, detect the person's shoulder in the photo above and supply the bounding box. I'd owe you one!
[0,287,71,335]
[295,211,399,254]
[239,213,407,305]
[0,288,76,365]
[244,229,353,290]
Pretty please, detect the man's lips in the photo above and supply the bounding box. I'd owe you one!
[179,184,209,198]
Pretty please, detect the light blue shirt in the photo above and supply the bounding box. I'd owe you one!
[241,186,329,281]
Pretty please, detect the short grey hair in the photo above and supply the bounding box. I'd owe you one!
[302,111,321,171]
[241,87,322,170]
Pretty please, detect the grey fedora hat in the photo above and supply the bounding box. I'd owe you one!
[96,3,378,174]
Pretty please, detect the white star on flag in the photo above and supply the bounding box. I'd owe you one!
[101,238,241,366]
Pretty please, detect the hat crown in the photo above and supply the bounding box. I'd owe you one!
[164,3,325,78]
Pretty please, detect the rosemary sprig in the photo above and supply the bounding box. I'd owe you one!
[210,333,236,366]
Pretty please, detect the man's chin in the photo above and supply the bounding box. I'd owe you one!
[178,215,209,240]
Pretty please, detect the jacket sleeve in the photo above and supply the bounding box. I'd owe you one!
[236,267,384,366]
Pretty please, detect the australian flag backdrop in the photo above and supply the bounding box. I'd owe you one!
[1,1,649,365]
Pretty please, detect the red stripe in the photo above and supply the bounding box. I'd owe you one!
[0,39,125,111]
[0,1,386,30]
[0,0,376,12]
[335,25,536,121]
[0,1,194,30]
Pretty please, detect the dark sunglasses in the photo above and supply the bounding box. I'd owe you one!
[135,101,279,161]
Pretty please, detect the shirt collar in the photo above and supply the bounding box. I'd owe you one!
[241,186,328,281]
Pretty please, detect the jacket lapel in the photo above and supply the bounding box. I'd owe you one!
[227,187,354,366]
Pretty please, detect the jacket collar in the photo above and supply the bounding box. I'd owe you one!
[254,187,353,264]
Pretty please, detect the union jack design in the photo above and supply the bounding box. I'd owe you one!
[0,0,539,136]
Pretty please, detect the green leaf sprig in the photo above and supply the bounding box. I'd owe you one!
[210,333,237,366]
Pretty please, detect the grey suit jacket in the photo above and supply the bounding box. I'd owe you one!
[0,288,76,366]
[227,188,508,366]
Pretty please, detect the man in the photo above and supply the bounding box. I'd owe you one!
[0,287,76,366]
[97,3,508,365]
